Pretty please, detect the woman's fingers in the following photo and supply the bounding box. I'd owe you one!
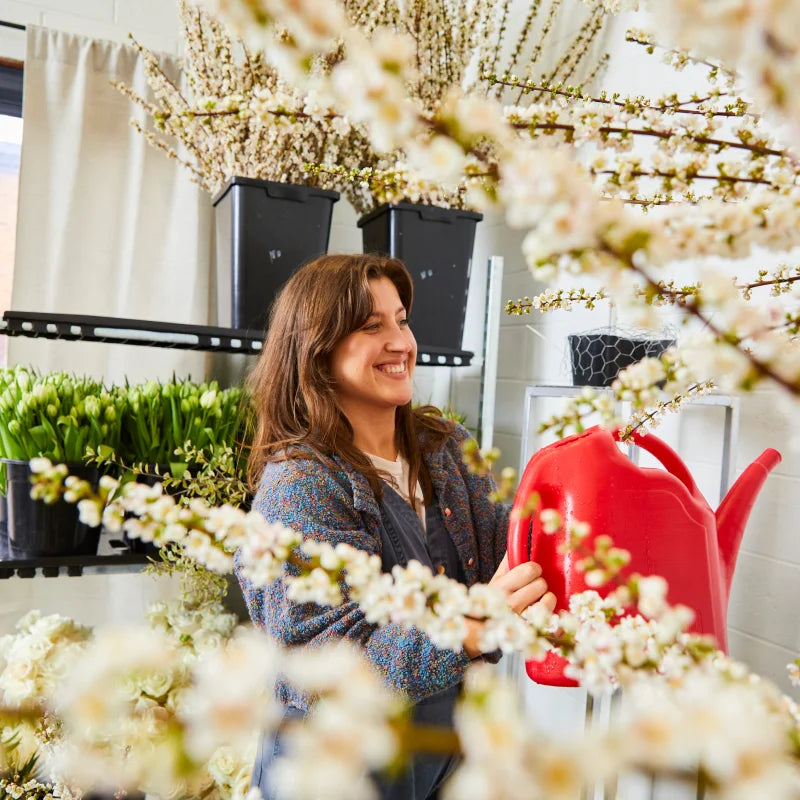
[535,591,557,614]
[506,576,549,614]
[488,558,558,614]
[492,551,510,580]
[490,560,542,593]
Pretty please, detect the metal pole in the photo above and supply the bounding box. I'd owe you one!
[478,256,504,451]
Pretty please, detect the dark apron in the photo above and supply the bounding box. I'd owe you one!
[252,484,466,800]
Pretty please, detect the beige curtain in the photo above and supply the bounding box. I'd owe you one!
[9,26,213,383]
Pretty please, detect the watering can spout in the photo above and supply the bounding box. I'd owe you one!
[716,448,782,591]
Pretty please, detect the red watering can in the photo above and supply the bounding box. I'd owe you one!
[508,426,781,686]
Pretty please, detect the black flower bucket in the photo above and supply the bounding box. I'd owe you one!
[3,460,100,558]
[359,202,482,352]
[213,177,339,332]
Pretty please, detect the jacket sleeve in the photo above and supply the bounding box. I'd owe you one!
[449,423,511,580]
[237,458,469,704]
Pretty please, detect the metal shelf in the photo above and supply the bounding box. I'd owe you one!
[0,526,156,577]
[0,310,474,366]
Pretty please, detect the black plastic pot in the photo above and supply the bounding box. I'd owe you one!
[358,202,482,352]
[568,333,675,387]
[120,464,180,557]
[213,177,339,332]
[3,460,101,558]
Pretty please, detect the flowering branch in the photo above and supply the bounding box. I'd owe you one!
[505,266,800,314]
[605,244,800,396]
[19,458,800,797]
[29,460,714,691]
[486,74,745,117]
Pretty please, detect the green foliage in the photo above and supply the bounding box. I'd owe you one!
[117,377,246,467]
[0,727,51,799]
[0,366,124,475]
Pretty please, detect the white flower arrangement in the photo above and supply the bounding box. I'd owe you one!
[0,593,252,800]
[188,0,800,436]
[119,0,613,214]
[9,460,799,799]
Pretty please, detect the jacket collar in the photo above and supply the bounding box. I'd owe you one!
[331,434,455,522]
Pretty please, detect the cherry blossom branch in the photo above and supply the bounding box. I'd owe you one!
[505,270,800,314]
[486,75,743,117]
[514,120,786,158]
[603,244,800,396]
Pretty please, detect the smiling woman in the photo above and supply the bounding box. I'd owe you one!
[238,253,555,800]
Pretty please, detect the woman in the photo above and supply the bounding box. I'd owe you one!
[239,254,554,799]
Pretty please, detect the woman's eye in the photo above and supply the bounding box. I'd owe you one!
[399,318,409,327]
[363,322,380,331]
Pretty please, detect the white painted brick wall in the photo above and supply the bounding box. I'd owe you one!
[0,0,183,57]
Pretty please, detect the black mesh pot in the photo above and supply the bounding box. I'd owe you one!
[568,334,675,387]
[213,177,339,332]
[3,459,100,557]
[358,202,482,352]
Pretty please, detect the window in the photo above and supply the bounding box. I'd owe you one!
[0,58,22,367]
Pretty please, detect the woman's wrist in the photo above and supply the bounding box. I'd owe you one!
[463,617,485,659]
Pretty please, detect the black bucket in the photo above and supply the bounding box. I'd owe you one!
[213,177,339,332]
[3,460,101,558]
[120,464,177,557]
[568,334,675,387]
[358,202,482,352]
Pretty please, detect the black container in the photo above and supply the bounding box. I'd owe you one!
[120,464,179,557]
[569,333,675,387]
[358,202,482,352]
[213,177,339,332]
[3,460,101,558]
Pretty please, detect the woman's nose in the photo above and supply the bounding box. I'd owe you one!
[385,321,413,350]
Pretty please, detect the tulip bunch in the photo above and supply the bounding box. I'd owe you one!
[0,367,123,466]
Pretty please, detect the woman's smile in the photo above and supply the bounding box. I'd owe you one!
[375,361,408,376]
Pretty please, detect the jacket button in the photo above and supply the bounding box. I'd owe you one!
[467,557,475,567]
[437,564,446,575]
[444,508,452,517]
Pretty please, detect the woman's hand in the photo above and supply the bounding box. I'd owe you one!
[488,552,556,614]
[464,553,556,659]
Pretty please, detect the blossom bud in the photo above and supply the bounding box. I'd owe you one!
[539,509,562,534]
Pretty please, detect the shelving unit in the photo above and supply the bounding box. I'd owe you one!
[0,307,475,576]
[1,310,474,366]
[0,532,152,578]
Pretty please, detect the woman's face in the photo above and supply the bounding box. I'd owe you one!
[330,276,417,417]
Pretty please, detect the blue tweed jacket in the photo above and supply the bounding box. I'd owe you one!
[237,423,510,710]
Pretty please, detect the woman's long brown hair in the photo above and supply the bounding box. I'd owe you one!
[245,254,453,504]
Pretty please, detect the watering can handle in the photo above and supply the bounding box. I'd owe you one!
[612,428,700,497]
